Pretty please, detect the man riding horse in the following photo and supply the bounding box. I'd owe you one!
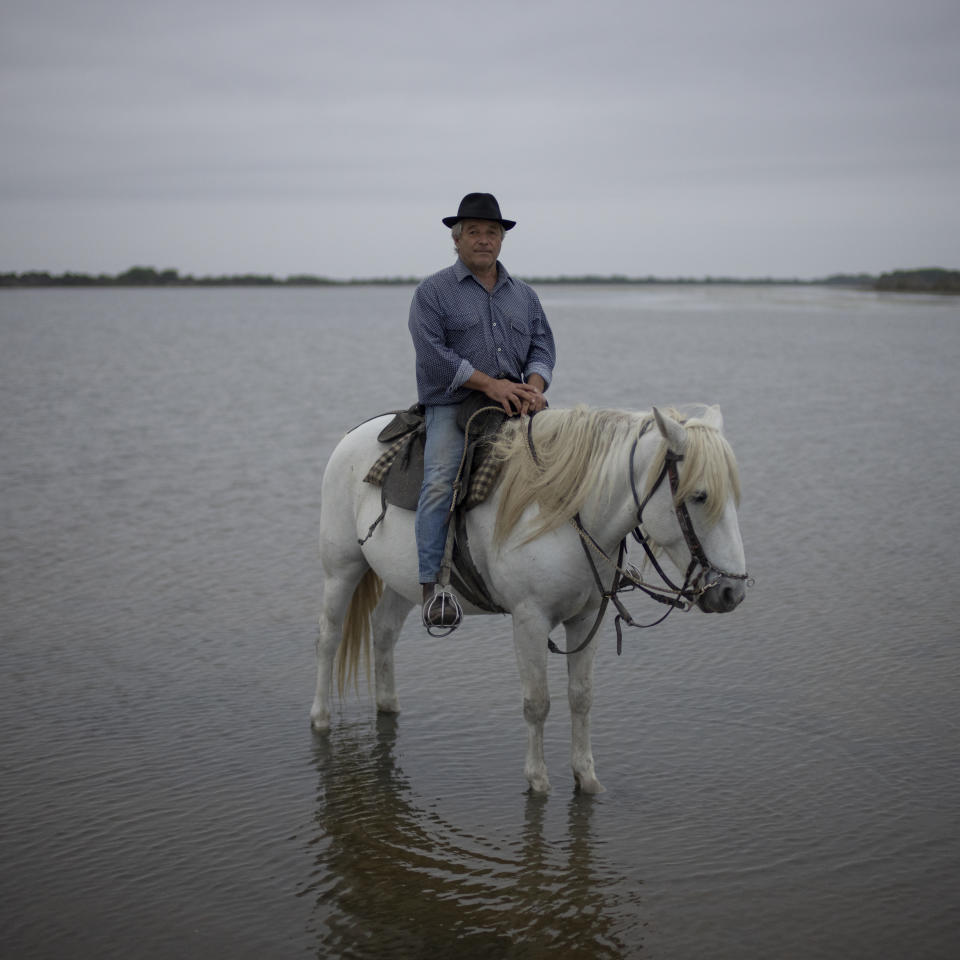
[408,193,557,630]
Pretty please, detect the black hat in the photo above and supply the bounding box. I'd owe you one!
[442,192,516,230]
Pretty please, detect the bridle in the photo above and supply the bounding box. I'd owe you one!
[527,415,751,656]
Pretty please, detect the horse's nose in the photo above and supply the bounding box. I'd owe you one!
[700,577,746,612]
[720,579,746,610]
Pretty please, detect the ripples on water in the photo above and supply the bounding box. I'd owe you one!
[1,286,958,959]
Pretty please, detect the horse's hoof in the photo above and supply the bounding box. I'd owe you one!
[574,773,606,795]
[526,774,552,795]
[310,710,331,733]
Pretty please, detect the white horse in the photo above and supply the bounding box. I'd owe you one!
[311,404,748,794]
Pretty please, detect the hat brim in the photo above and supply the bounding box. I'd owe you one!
[442,215,516,230]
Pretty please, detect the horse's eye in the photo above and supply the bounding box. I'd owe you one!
[691,491,708,505]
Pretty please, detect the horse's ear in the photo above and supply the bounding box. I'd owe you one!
[653,406,687,455]
[701,405,724,431]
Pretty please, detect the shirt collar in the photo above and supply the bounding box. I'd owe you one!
[454,257,511,289]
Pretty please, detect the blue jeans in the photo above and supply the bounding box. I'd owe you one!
[415,404,464,583]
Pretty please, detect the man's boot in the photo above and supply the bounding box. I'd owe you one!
[421,583,462,633]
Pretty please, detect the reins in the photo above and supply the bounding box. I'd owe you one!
[525,412,750,657]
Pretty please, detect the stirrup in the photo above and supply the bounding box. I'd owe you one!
[422,587,463,637]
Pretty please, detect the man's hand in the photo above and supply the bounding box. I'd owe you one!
[465,372,547,416]
[521,374,548,415]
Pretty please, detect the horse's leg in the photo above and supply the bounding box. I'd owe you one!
[311,560,366,732]
[564,609,605,794]
[512,605,553,794]
[372,586,414,715]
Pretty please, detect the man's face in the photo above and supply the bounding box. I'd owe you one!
[455,219,503,274]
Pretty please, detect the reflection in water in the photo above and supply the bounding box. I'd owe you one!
[303,716,644,958]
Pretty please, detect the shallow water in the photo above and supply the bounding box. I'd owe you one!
[1,284,958,958]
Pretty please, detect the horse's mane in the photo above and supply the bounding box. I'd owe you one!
[490,405,740,546]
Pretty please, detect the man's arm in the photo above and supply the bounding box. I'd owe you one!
[523,289,556,393]
[408,281,475,396]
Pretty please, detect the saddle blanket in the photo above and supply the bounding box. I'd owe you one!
[363,429,503,511]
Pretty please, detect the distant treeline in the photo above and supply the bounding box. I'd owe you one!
[0,266,418,288]
[2,265,958,292]
[872,268,960,294]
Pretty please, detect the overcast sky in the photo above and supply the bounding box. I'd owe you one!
[2,0,958,279]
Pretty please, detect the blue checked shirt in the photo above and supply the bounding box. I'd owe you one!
[408,258,556,406]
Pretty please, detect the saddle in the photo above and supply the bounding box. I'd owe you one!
[363,394,507,512]
[360,393,510,613]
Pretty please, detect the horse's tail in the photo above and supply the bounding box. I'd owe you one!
[336,567,384,698]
